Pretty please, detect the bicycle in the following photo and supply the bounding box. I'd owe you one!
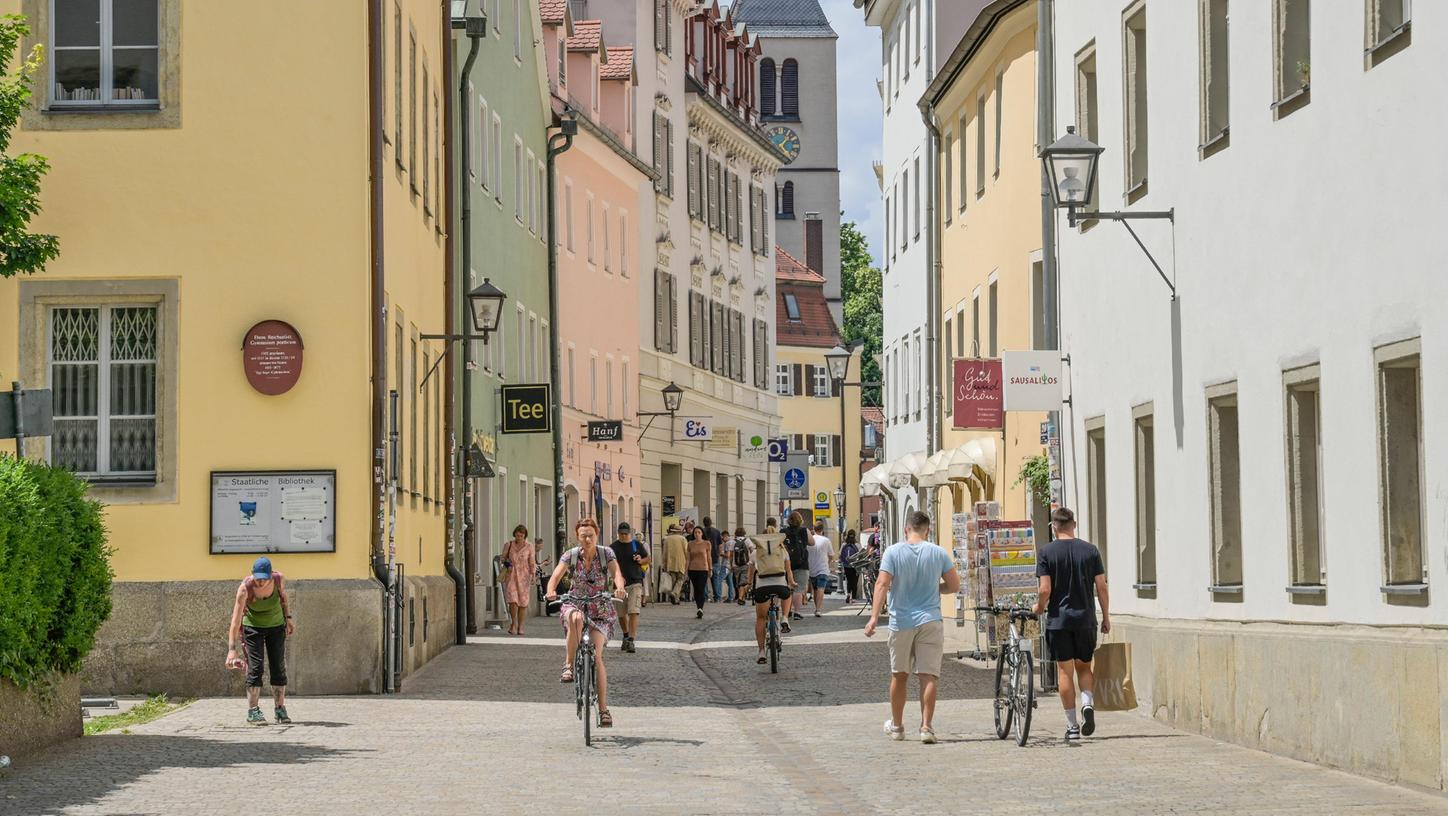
[558,591,618,747]
[764,594,783,673]
[849,551,880,615]
[977,605,1038,747]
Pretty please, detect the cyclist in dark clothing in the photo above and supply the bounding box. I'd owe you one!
[1033,507,1110,741]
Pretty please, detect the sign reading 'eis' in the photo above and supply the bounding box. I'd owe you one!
[501,384,551,434]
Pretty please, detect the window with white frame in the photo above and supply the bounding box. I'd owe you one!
[814,433,831,467]
[975,95,986,195]
[606,357,614,418]
[564,180,575,251]
[993,72,1003,176]
[49,305,158,479]
[586,193,596,263]
[813,365,829,398]
[943,133,953,220]
[566,345,576,406]
[491,114,503,197]
[1376,338,1424,589]
[619,211,629,276]
[513,138,523,221]
[514,308,525,380]
[536,165,546,238]
[527,314,537,382]
[51,0,160,106]
[589,354,598,414]
[602,204,611,271]
[1199,0,1229,152]
[513,0,522,59]
[621,359,630,420]
[1123,4,1148,195]
[1368,0,1411,56]
[775,363,792,396]
[1284,365,1323,588]
[526,151,538,233]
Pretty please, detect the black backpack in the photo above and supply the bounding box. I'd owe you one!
[732,540,750,569]
[785,526,809,567]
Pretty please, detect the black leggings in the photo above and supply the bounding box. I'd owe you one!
[844,567,859,598]
[687,570,710,611]
[243,624,287,688]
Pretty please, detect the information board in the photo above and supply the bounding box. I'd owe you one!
[210,470,336,554]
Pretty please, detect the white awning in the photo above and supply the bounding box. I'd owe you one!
[859,463,891,497]
[885,450,928,489]
[918,448,955,488]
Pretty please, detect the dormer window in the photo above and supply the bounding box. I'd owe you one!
[784,293,801,321]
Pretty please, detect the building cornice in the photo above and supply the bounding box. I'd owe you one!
[685,75,785,171]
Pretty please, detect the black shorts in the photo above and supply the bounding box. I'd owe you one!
[752,584,791,604]
[1045,627,1097,663]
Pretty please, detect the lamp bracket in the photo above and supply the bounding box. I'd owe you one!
[1066,207,1176,299]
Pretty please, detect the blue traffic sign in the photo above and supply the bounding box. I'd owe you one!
[783,467,806,490]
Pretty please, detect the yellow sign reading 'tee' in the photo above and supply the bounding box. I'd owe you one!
[500,384,552,434]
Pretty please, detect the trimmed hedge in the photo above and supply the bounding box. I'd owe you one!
[0,454,113,691]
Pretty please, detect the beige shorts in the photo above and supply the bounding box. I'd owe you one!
[623,584,644,615]
[888,620,945,677]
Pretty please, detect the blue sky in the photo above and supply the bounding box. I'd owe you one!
[821,0,883,267]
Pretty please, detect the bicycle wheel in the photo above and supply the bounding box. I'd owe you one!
[580,651,593,747]
[574,646,585,719]
[1013,650,1034,747]
[993,648,1013,740]
[768,614,779,674]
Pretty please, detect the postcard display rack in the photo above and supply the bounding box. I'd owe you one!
[954,501,1039,658]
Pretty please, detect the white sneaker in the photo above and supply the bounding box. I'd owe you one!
[920,727,937,744]
[883,719,904,741]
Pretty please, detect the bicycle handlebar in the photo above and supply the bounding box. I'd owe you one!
[973,605,1038,621]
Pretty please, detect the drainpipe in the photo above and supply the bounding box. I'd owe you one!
[546,113,577,560]
[920,10,940,517]
[1036,0,1067,508]
[454,20,485,641]
[367,0,393,693]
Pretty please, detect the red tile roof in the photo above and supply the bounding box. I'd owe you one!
[861,406,884,425]
[539,0,565,24]
[568,20,602,51]
[601,47,633,80]
[775,246,825,283]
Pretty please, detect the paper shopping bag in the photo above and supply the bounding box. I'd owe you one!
[1091,641,1139,711]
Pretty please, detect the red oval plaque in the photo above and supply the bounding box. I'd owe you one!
[242,320,304,396]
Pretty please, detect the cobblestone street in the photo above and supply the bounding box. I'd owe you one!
[3,599,1445,815]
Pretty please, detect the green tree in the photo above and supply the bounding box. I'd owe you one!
[840,220,881,406]
[0,15,58,279]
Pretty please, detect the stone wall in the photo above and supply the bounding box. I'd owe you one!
[1115,615,1448,793]
[0,675,80,760]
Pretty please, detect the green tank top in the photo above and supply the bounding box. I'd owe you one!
[243,583,285,628]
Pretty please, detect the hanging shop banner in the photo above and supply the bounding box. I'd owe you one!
[587,420,623,442]
[952,358,1003,430]
[210,470,336,554]
[501,384,551,433]
[1003,350,1063,412]
[680,416,714,442]
[742,431,770,461]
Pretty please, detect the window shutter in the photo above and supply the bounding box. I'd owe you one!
[731,312,742,381]
[667,273,678,353]
[654,0,665,53]
[832,435,842,467]
[781,59,799,116]
[792,364,803,396]
[665,120,675,196]
[793,434,805,454]
[664,0,672,55]
[653,114,665,193]
[706,159,718,229]
[722,305,733,378]
[760,59,776,116]
[712,302,725,374]
[655,269,668,351]
[755,319,768,388]
[734,178,744,245]
[687,144,700,218]
[690,292,703,365]
[832,375,841,397]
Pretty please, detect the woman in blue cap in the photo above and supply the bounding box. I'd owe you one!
[224,556,294,724]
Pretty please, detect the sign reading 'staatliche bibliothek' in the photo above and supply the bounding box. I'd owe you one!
[210,470,336,554]
[1003,350,1063,412]
[952,358,1003,430]
[243,320,304,396]
[501,384,551,434]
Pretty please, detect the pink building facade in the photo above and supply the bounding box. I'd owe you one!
[542,7,654,535]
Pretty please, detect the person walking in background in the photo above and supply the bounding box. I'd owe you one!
[840,530,861,604]
[783,512,810,622]
[225,557,294,725]
[1033,507,1110,742]
[611,522,648,653]
[865,511,960,745]
[807,521,835,617]
[501,525,537,636]
[702,516,725,602]
[765,517,778,534]
[633,530,652,608]
[662,524,689,604]
[731,527,752,605]
[686,526,712,618]
[718,530,739,603]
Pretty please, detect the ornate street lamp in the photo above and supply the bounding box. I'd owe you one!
[467,278,506,335]
[824,345,851,383]
[661,381,684,414]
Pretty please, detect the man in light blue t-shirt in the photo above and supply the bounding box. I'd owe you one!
[865,510,960,744]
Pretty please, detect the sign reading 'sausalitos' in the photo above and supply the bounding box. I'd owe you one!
[501,384,551,434]
[953,358,1003,430]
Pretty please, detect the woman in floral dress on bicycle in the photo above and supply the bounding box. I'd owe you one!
[545,517,627,727]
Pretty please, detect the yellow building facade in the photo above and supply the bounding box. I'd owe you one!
[924,1,1047,539]
[0,0,453,694]
[774,249,862,545]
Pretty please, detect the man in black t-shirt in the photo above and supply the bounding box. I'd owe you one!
[1033,507,1110,742]
[612,523,649,653]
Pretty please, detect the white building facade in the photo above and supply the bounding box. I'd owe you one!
[1054,0,1447,790]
